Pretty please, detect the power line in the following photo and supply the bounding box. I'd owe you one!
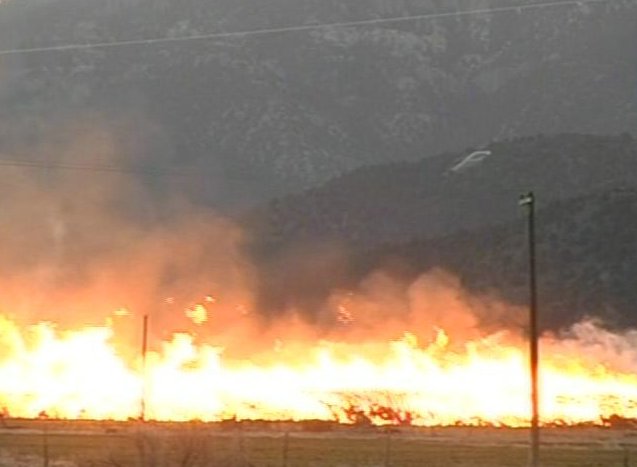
[0,158,185,176]
[0,0,610,57]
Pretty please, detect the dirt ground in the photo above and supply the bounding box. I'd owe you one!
[1,419,636,466]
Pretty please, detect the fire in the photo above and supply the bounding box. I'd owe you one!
[1,312,636,426]
[185,304,209,325]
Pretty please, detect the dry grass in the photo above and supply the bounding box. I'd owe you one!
[1,420,636,466]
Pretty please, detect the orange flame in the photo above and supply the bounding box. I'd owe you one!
[1,312,636,426]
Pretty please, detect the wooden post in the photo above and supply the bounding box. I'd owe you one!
[520,192,540,467]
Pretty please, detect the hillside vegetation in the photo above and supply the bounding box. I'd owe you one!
[0,1,635,205]
[249,134,637,328]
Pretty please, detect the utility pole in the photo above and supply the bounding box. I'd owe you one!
[140,314,149,422]
[519,192,539,467]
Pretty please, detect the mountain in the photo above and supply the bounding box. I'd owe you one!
[362,188,637,329]
[247,134,637,328]
[249,133,637,250]
[0,0,635,207]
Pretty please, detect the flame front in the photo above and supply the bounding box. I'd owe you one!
[1,313,636,426]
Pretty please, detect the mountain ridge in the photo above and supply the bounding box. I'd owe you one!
[0,0,635,206]
[246,133,637,328]
[248,133,637,250]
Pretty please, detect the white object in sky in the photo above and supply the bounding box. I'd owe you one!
[449,150,492,172]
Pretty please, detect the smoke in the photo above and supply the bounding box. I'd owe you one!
[0,110,635,383]
[2,115,637,427]
[0,108,522,362]
[0,107,568,332]
[0,114,255,340]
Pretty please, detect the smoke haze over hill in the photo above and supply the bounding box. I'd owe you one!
[0,0,635,206]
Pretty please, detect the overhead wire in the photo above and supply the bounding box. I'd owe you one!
[0,158,186,176]
[0,0,614,174]
[0,0,610,57]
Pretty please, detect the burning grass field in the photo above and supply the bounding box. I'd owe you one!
[1,419,637,467]
[3,266,637,466]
